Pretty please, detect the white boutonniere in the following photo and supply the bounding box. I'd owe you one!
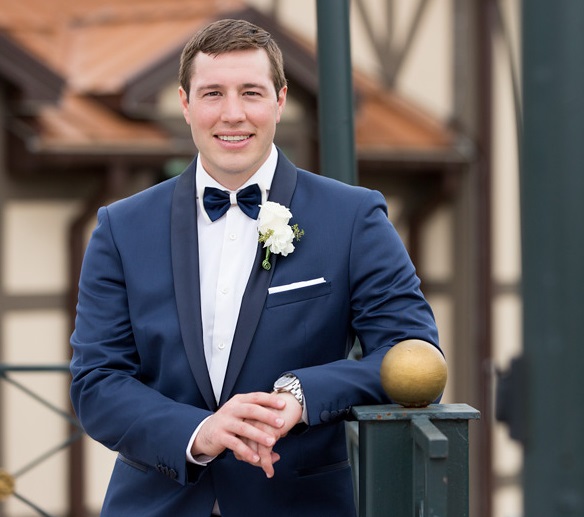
[257,201,304,270]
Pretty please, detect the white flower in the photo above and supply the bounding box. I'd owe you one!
[257,202,304,270]
[257,202,292,234]
[263,224,295,256]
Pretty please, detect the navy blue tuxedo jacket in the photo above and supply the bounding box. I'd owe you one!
[70,150,439,516]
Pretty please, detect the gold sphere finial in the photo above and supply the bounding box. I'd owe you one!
[380,340,447,408]
[0,469,15,501]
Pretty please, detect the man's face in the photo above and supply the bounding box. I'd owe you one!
[179,48,287,189]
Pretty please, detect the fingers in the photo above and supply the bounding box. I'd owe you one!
[192,391,301,477]
[237,392,287,427]
[192,392,285,462]
[234,446,280,468]
[235,392,303,477]
[236,434,281,478]
[257,442,277,478]
[245,420,279,478]
[227,397,283,471]
[244,391,288,411]
[262,392,303,437]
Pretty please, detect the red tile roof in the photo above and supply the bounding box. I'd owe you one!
[35,93,171,153]
[355,77,452,152]
[0,0,455,159]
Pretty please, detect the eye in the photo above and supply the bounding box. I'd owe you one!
[204,91,221,97]
[243,91,261,97]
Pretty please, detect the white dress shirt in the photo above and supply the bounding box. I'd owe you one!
[186,145,277,464]
[196,147,276,402]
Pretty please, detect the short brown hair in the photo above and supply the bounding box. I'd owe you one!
[179,19,287,99]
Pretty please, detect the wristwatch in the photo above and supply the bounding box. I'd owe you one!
[273,374,304,409]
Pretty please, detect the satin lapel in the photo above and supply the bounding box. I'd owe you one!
[219,150,298,405]
[171,160,217,411]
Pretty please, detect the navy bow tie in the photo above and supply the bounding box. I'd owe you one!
[203,183,262,222]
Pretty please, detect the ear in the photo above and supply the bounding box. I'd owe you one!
[275,86,287,123]
[178,87,191,125]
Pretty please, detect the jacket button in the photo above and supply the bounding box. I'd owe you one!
[320,410,331,422]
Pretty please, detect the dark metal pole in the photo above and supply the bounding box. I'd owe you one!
[67,162,128,517]
[522,2,584,515]
[475,2,494,517]
[316,0,357,185]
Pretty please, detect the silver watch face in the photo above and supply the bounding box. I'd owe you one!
[274,375,295,390]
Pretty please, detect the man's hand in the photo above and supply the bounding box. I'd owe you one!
[191,392,286,465]
[241,392,303,478]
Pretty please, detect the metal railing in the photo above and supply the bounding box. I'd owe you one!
[351,403,480,517]
[0,366,478,517]
[0,364,83,517]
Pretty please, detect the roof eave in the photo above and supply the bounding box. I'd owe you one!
[0,31,64,105]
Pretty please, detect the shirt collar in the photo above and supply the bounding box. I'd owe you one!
[196,144,277,222]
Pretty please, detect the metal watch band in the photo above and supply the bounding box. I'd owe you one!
[273,375,304,408]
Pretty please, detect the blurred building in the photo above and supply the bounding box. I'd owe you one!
[0,1,521,516]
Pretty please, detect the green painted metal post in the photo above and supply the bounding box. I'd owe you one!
[521,2,584,515]
[316,0,357,185]
[412,416,448,517]
[352,404,479,517]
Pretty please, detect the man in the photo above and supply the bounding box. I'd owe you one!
[70,18,439,517]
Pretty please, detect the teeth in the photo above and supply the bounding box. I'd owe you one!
[218,135,249,141]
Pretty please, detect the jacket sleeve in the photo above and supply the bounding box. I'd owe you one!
[70,206,210,486]
[292,189,440,426]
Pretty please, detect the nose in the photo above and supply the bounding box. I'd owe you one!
[221,94,246,123]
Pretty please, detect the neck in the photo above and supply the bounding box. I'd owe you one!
[210,172,255,191]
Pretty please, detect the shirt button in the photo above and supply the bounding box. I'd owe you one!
[218,342,226,350]
[229,233,237,241]
[220,286,229,294]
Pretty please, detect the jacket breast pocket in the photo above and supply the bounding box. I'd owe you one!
[266,281,332,308]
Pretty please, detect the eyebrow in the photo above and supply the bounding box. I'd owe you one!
[241,83,269,91]
[195,84,221,93]
[195,82,270,93]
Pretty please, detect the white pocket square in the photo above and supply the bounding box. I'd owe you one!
[268,277,326,294]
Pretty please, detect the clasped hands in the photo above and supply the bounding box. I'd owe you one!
[191,391,303,478]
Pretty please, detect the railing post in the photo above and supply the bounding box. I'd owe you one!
[412,416,448,516]
[352,403,479,517]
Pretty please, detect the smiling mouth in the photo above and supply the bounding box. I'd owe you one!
[217,135,251,142]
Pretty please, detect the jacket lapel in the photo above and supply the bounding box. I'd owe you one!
[171,160,217,411]
[219,150,298,405]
